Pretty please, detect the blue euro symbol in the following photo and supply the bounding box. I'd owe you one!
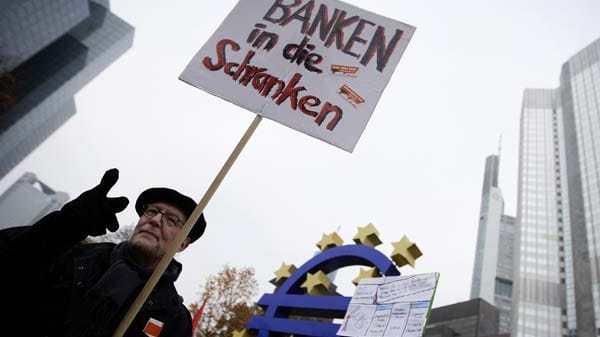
[247,244,400,337]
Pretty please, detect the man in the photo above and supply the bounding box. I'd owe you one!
[0,168,206,337]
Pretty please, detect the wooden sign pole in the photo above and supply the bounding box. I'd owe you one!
[112,115,263,337]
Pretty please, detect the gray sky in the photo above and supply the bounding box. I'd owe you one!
[1,0,600,309]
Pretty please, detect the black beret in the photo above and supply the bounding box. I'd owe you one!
[135,187,206,242]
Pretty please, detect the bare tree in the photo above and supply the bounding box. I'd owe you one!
[190,265,261,337]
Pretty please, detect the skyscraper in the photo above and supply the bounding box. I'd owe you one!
[513,37,600,337]
[470,154,516,334]
[0,172,69,229]
[0,0,134,180]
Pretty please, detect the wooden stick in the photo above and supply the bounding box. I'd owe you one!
[112,115,263,337]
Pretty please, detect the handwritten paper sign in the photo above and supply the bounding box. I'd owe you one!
[337,273,439,337]
[180,0,415,152]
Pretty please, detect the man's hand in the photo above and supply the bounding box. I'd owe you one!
[61,168,129,239]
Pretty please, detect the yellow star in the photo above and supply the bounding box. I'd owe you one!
[301,270,331,295]
[390,235,422,268]
[231,329,253,337]
[352,223,382,247]
[316,232,343,251]
[273,262,297,286]
[352,267,381,285]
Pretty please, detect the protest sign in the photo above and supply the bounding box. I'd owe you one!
[180,0,415,152]
[338,273,439,337]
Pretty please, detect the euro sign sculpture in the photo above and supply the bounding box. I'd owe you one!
[245,226,422,337]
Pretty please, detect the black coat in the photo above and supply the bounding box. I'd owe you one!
[0,213,192,337]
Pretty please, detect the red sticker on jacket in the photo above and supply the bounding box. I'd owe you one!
[143,317,164,337]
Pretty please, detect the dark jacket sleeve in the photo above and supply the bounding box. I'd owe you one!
[165,305,193,337]
[0,211,86,266]
[0,211,86,334]
[0,210,90,295]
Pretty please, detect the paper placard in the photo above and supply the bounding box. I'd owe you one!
[338,273,439,337]
[180,0,415,152]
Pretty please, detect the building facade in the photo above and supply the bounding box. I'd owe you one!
[0,0,134,180]
[0,172,69,229]
[513,37,600,337]
[425,298,499,337]
[470,154,516,334]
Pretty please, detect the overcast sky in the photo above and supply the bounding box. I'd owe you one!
[1,0,600,309]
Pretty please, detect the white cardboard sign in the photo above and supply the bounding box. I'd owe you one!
[180,0,415,152]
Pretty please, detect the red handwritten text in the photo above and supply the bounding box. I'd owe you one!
[203,39,343,131]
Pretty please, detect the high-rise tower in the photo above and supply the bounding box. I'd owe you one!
[470,154,516,334]
[513,88,568,337]
[0,0,134,180]
[513,37,600,337]
[0,172,69,229]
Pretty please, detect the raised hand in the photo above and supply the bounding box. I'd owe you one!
[61,168,129,238]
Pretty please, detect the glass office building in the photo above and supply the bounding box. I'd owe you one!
[0,0,134,180]
[513,37,600,337]
[470,154,516,334]
[0,172,69,229]
[513,88,567,337]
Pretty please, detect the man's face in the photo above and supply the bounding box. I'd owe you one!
[129,201,190,265]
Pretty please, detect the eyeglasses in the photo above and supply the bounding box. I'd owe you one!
[142,205,185,229]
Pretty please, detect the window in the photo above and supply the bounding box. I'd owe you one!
[495,278,513,297]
